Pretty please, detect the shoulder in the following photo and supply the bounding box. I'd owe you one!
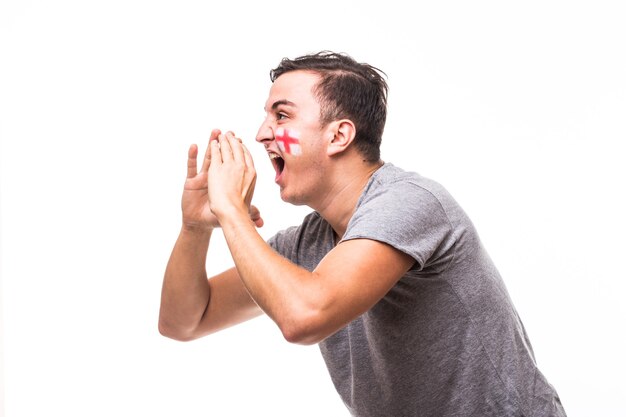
[365,163,452,205]
[353,163,456,225]
[344,163,465,270]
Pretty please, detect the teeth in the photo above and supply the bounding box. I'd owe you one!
[268,153,281,159]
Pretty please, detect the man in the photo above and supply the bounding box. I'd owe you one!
[159,51,566,416]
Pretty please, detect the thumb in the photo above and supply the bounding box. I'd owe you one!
[249,204,264,228]
[243,175,257,207]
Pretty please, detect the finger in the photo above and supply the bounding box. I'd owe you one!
[242,142,256,171]
[201,129,221,173]
[249,205,264,228]
[241,144,257,205]
[209,139,222,166]
[226,132,245,164]
[243,171,257,207]
[218,133,234,162]
[187,144,198,179]
[249,205,260,217]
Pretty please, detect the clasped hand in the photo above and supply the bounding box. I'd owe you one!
[182,129,263,231]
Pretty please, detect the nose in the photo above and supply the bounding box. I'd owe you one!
[255,119,274,145]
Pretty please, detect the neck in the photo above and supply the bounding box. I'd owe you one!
[312,158,383,240]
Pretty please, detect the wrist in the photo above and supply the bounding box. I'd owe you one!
[181,222,214,237]
[213,203,252,229]
[212,201,249,223]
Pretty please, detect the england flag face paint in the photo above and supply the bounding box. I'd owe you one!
[275,127,302,156]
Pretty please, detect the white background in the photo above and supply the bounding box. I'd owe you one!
[1,1,625,416]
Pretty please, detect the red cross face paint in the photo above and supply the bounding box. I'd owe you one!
[275,127,302,156]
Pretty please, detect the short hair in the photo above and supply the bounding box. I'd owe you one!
[270,51,388,162]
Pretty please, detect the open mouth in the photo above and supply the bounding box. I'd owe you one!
[269,153,285,180]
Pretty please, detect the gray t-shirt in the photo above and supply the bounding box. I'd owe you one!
[268,163,565,417]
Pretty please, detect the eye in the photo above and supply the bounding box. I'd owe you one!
[277,112,288,121]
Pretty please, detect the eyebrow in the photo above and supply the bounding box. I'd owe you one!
[270,99,297,111]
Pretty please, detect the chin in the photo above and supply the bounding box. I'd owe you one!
[279,188,307,206]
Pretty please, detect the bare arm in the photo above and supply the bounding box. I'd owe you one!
[207,134,414,345]
[158,227,212,340]
[222,216,413,345]
[159,230,262,340]
[158,130,263,341]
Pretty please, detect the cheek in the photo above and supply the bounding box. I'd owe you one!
[275,127,302,156]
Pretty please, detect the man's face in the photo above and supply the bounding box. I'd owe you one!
[256,70,330,205]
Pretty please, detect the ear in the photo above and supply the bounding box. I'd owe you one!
[326,119,356,157]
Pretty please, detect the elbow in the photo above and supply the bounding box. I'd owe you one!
[281,327,310,345]
[158,318,198,342]
[278,311,331,346]
[281,327,320,346]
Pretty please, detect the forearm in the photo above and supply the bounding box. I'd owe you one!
[219,210,323,343]
[205,133,330,343]
[159,227,213,340]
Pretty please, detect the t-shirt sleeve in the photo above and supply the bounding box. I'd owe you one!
[342,181,454,271]
[266,225,300,263]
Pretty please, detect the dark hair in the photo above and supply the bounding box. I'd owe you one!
[270,51,388,162]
